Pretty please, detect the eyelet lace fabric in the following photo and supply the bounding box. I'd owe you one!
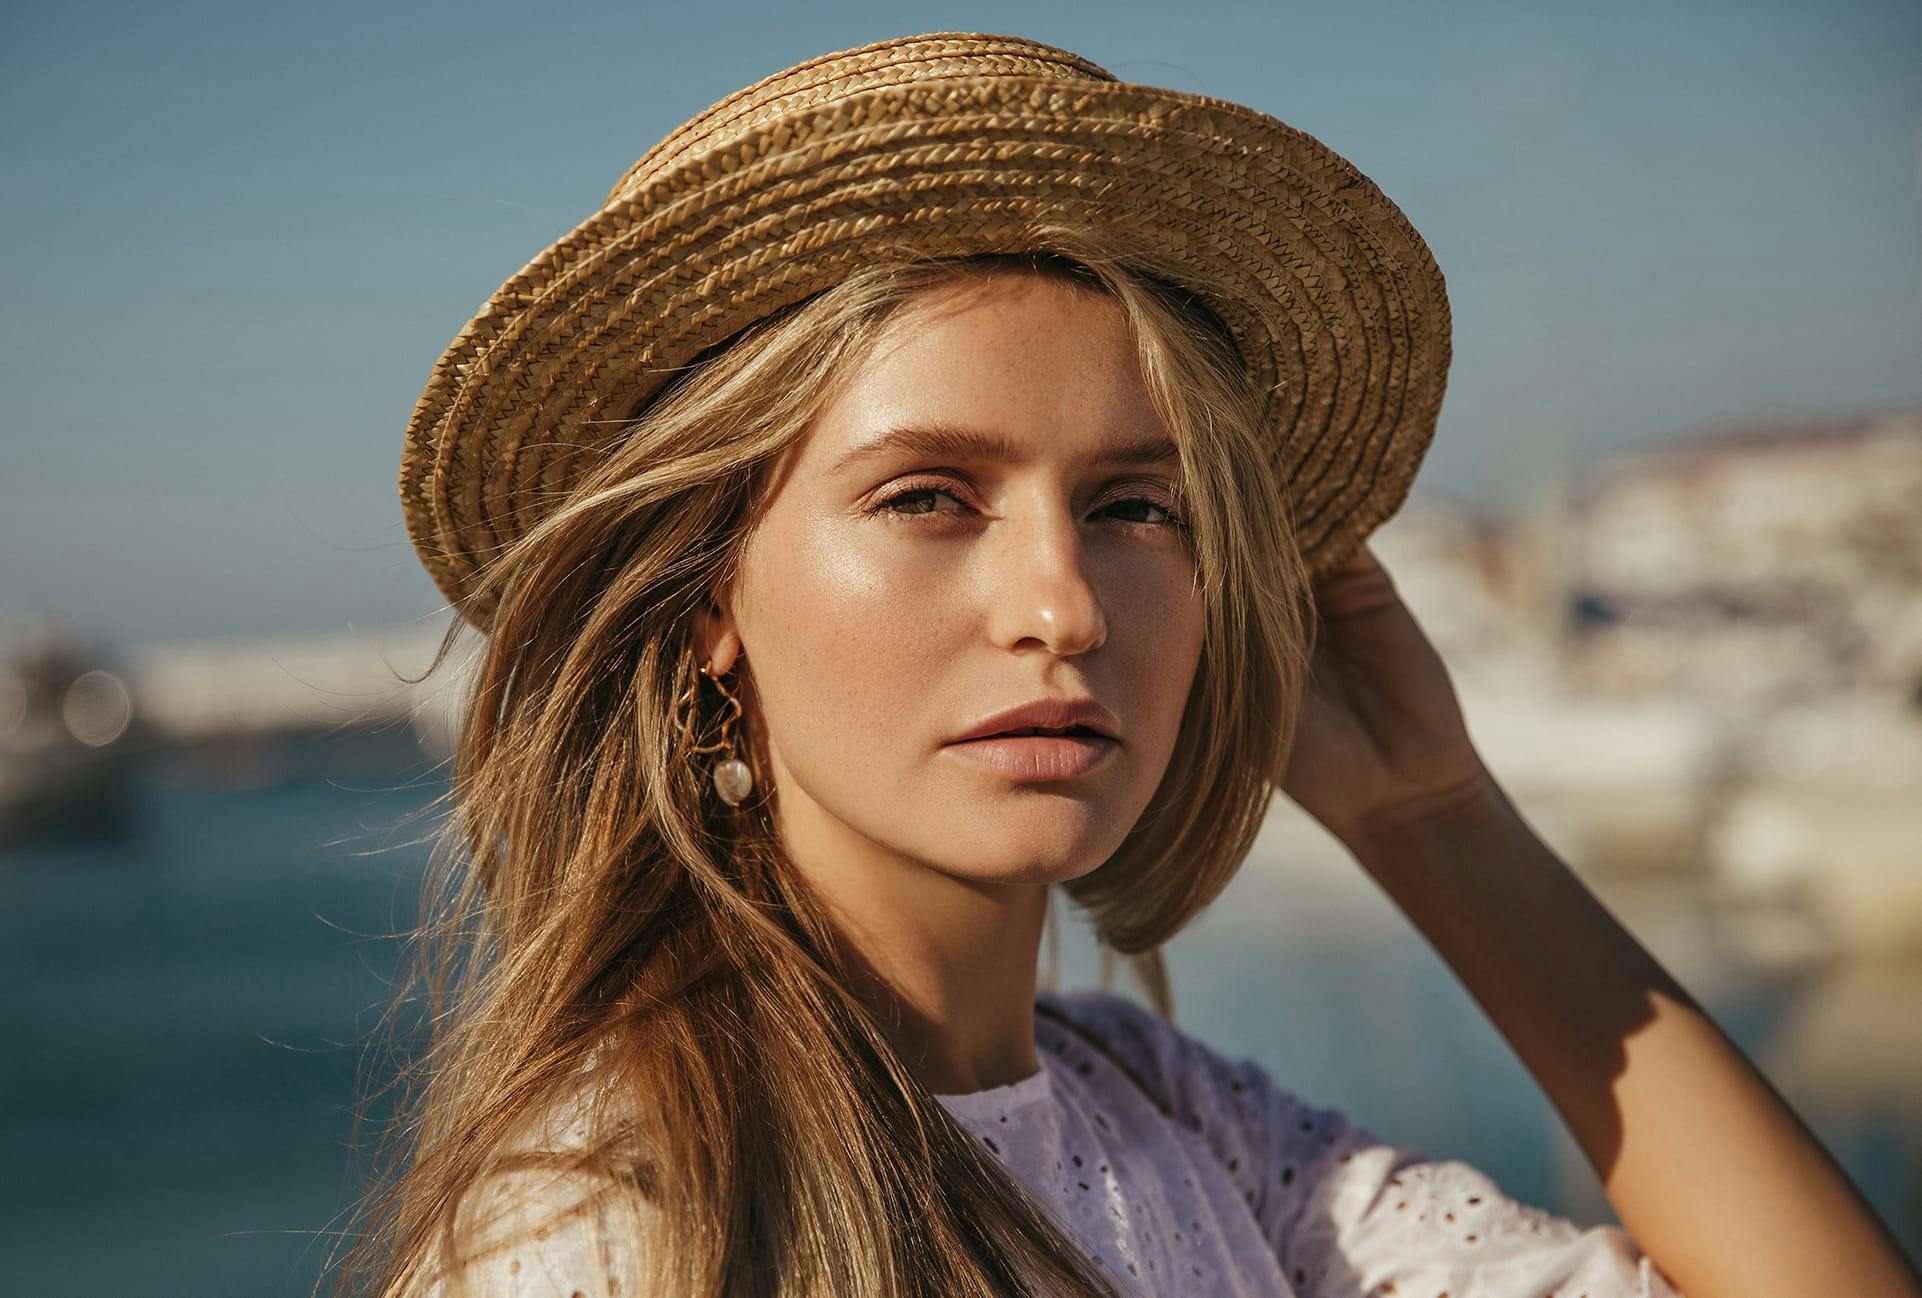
[418,988,1686,1296]
[931,988,1686,1298]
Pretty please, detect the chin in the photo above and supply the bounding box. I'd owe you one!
[922,817,1119,885]
[937,856,1097,889]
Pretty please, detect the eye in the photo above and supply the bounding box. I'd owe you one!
[865,478,1190,531]
[870,483,967,518]
[1102,495,1188,529]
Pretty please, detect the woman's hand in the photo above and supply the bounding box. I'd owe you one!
[1277,541,1498,850]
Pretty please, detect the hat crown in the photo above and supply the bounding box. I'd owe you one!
[603,32,1115,207]
[400,30,1452,631]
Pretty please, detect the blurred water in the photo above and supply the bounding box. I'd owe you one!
[0,770,437,1298]
[2,770,1916,1297]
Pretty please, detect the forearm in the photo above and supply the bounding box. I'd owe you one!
[1344,776,1921,1298]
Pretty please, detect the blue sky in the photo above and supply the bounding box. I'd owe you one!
[4,0,1918,643]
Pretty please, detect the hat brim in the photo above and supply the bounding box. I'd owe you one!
[400,74,1451,630]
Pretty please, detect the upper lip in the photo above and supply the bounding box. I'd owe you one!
[948,696,1122,744]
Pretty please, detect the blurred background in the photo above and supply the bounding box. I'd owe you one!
[4,1,1920,1293]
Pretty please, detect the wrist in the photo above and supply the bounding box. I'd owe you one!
[1340,764,1511,871]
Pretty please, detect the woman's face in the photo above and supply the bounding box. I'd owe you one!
[703,271,1207,887]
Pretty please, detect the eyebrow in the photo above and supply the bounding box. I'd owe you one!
[830,421,1181,476]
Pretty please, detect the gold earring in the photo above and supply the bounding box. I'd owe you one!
[687,657,754,807]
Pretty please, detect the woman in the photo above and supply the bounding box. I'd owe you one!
[338,32,1919,1298]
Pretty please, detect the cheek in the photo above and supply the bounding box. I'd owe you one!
[1117,558,1209,751]
[740,518,957,768]
[738,509,1209,869]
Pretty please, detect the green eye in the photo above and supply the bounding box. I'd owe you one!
[874,486,961,516]
[868,483,1189,531]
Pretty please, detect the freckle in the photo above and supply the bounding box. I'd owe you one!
[534,1227,549,1240]
[1077,1181,1090,1191]
[1444,1211,1454,1221]
[1382,1286,1397,1295]
[1300,1119,1312,1131]
[507,1260,521,1275]
[1280,1166,1294,1184]
[1396,1201,1407,1210]
[1467,1195,1481,1205]
[1466,1234,1477,1243]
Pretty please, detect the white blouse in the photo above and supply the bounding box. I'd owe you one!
[931,987,1685,1298]
[429,987,1686,1297]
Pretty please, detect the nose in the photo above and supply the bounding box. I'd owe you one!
[983,493,1108,658]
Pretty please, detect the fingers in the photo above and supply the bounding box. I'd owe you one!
[1312,542,1402,618]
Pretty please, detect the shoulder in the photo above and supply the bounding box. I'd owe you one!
[1035,987,1397,1241]
[1036,985,1302,1128]
[414,1065,668,1298]
[1036,986,1192,1098]
[1035,987,1320,1197]
[423,1163,655,1298]
[1032,990,1686,1295]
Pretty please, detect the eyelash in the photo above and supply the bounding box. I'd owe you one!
[867,477,1191,531]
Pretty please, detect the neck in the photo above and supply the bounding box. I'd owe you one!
[776,796,1052,1097]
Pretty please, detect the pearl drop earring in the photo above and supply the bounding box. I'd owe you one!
[689,657,754,807]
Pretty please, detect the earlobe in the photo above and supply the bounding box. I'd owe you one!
[694,597,744,676]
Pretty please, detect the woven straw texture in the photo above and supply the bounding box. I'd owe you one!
[399,31,1452,631]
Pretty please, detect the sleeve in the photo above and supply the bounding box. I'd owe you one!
[417,1163,658,1298]
[411,1069,663,1298]
[1050,989,1687,1298]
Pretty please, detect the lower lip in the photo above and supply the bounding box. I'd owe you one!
[940,734,1118,781]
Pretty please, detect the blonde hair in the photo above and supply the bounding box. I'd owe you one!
[331,222,1317,1298]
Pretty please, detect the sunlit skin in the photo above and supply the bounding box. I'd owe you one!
[690,271,1922,1296]
[696,271,1207,1096]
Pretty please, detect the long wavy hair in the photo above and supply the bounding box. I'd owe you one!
[331,222,1318,1298]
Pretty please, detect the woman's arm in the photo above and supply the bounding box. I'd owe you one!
[1342,772,1922,1298]
[1274,542,1919,1298]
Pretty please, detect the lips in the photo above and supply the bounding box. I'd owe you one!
[947,697,1122,746]
[940,729,1118,781]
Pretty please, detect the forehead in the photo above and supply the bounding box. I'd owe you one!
[800,273,1173,471]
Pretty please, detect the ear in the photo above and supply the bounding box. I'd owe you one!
[692,585,744,677]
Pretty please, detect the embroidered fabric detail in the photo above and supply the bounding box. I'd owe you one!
[932,988,1688,1298]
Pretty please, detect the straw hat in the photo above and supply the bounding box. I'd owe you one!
[399,31,1452,631]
